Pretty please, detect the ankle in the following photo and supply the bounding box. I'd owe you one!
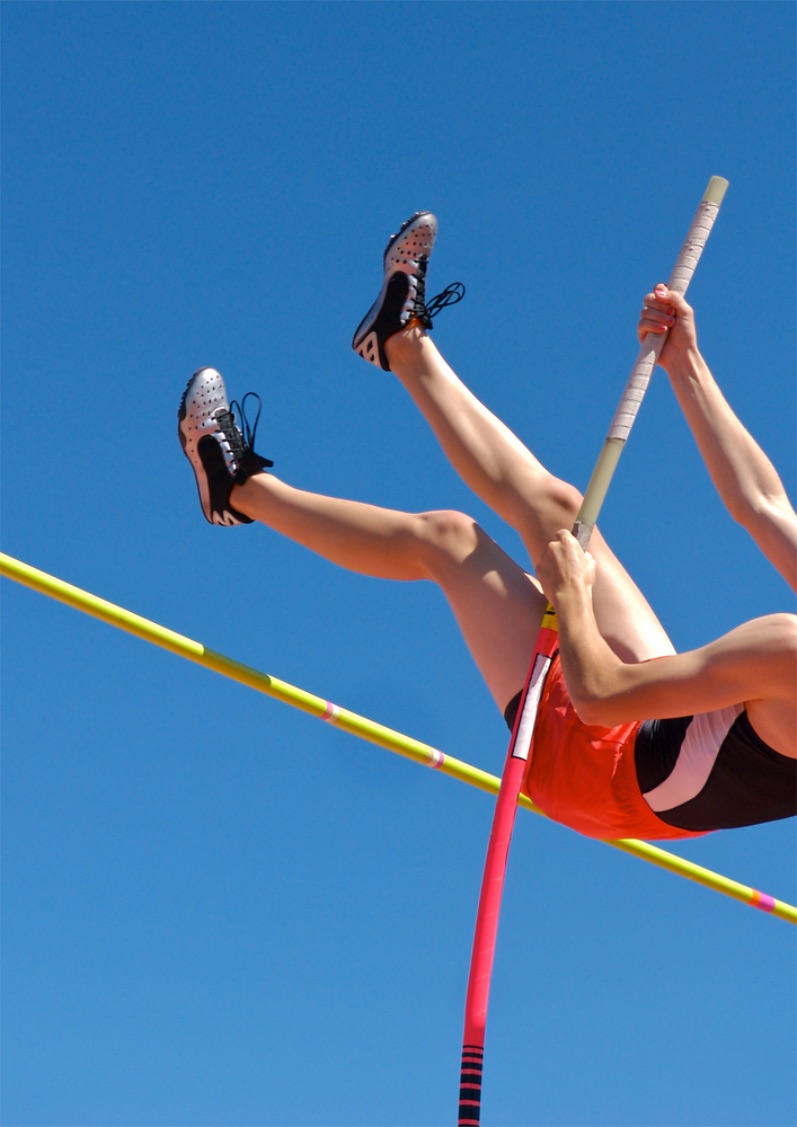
[384,321,429,367]
[229,475,265,520]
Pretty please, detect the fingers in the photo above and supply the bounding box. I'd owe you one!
[638,285,676,341]
[551,528,584,553]
[637,284,693,344]
[537,529,596,605]
[545,528,577,559]
[548,529,595,573]
[553,527,578,550]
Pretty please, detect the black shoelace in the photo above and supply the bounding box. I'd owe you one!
[223,392,274,472]
[414,281,466,328]
[229,392,261,451]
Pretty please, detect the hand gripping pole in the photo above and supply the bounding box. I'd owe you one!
[458,176,729,1127]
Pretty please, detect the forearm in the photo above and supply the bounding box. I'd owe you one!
[666,348,797,588]
[666,347,789,523]
[641,288,796,585]
[553,589,627,726]
[537,528,780,729]
[553,583,680,727]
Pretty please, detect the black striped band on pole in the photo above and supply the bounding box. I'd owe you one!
[459,1044,484,1125]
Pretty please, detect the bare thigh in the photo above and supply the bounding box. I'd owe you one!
[389,333,675,666]
[418,511,548,714]
[545,524,676,665]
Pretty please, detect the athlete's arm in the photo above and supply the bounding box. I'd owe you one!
[537,531,797,754]
[640,286,797,591]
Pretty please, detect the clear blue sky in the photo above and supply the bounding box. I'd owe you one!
[2,3,795,1126]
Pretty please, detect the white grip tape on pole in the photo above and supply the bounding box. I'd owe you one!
[573,177,728,541]
[608,189,726,443]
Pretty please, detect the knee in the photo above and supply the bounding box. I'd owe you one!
[506,476,584,552]
[412,509,484,573]
[770,612,797,658]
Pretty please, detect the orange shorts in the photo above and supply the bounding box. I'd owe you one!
[520,655,705,841]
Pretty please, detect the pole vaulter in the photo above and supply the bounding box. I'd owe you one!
[458,176,731,1127]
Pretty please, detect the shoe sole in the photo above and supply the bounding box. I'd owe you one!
[352,273,411,369]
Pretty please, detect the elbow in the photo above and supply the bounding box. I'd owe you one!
[730,491,787,532]
[728,498,760,533]
[568,665,641,727]
[558,639,639,726]
[569,688,625,728]
[573,701,619,728]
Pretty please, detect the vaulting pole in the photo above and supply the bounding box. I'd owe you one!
[458,177,732,1126]
[2,547,794,928]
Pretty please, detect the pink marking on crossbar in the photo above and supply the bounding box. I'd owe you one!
[751,890,776,913]
[427,749,445,769]
[321,701,339,722]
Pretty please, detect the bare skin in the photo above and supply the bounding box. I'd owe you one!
[231,312,795,761]
[534,289,797,758]
[537,530,796,758]
[231,477,543,712]
[232,325,673,715]
[639,284,797,590]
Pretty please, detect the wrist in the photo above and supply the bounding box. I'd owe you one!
[551,582,593,618]
[665,345,706,385]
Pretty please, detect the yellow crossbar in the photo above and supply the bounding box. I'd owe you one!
[2,550,795,925]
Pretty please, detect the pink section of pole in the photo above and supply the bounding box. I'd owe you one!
[459,627,557,1125]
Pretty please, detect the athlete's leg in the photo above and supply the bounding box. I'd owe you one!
[179,366,542,711]
[353,211,672,663]
[385,325,675,663]
[233,475,546,712]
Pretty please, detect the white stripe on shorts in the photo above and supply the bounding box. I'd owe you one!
[643,704,744,813]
